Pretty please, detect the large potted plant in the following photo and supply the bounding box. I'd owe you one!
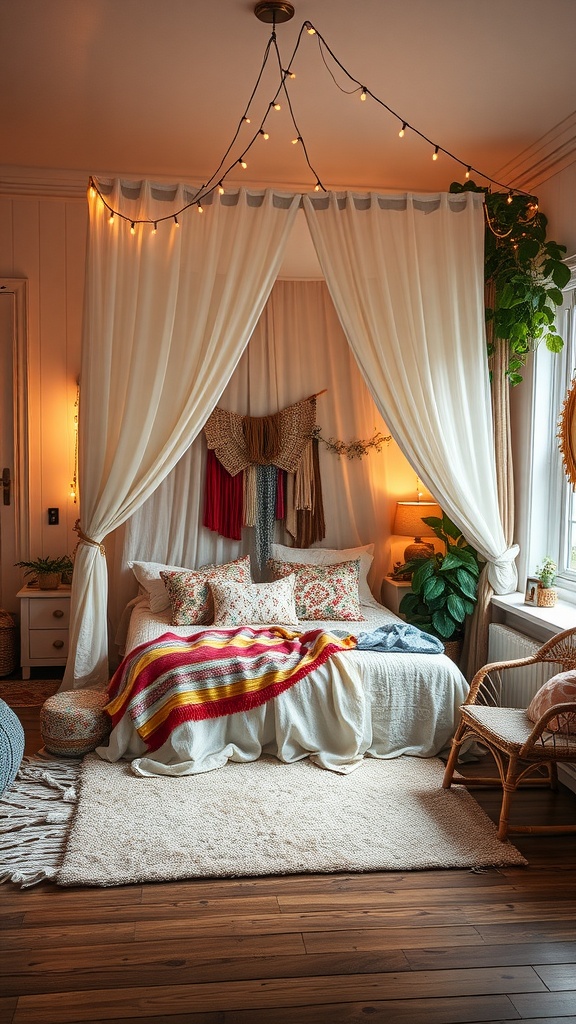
[15,555,69,590]
[396,514,481,663]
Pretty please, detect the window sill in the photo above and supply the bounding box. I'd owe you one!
[491,591,575,642]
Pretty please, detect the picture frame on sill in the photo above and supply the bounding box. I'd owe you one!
[524,577,540,607]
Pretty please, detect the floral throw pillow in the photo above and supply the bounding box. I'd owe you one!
[160,555,251,626]
[267,558,364,621]
[526,669,576,733]
[211,576,299,627]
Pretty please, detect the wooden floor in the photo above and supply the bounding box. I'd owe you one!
[1,705,575,1024]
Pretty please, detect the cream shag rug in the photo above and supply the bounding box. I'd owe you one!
[57,754,526,887]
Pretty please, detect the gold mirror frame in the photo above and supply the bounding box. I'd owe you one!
[559,375,576,489]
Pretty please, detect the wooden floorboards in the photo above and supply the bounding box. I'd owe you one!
[1,705,575,1024]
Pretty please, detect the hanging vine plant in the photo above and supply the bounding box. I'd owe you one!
[450,180,570,385]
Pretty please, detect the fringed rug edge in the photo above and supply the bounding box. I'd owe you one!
[0,754,81,887]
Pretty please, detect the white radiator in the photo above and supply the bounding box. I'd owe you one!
[487,624,560,707]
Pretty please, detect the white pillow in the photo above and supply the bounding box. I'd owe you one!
[211,575,299,627]
[269,543,375,604]
[129,555,251,614]
[128,560,191,613]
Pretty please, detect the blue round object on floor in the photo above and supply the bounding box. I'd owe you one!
[0,698,25,795]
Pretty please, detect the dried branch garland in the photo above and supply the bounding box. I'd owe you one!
[313,426,391,460]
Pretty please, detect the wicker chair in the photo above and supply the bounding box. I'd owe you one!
[442,626,576,841]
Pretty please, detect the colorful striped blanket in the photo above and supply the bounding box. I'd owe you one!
[105,626,357,752]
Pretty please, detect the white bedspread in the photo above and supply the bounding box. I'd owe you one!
[96,599,469,777]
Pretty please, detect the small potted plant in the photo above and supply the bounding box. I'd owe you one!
[535,557,558,608]
[15,555,69,590]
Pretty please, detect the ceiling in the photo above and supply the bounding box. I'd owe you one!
[2,0,576,198]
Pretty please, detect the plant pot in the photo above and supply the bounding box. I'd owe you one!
[537,585,557,608]
[443,639,463,666]
[37,572,61,590]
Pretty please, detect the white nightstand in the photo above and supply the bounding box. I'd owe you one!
[17,586,71,679]
[380,577,411,616]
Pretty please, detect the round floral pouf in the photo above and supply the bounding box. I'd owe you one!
[40,689,111,757]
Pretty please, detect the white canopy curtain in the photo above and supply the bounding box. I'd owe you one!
[111,278,398,646]
[63,181,300,690]
[303,190,519,594]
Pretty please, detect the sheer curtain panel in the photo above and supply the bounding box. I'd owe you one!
[114,279,397,642]
[63,181,300,690]
[303,191,518,596]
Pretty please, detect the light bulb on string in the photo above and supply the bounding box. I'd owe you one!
[89,15,533,238]
[152,222,157,234]
[197,203,203,213]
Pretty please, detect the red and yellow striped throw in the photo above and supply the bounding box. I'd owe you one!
[105,626,357,752]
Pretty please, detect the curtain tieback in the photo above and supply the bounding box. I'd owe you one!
[486,543,519,595]
[74,519,106,556]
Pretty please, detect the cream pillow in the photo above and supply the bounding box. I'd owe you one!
[211,576,299,627]
[526,669,576,733]
[269,542,375,604]
[130,555,251,615]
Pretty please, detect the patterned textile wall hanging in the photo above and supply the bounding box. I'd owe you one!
[203,395,325,568]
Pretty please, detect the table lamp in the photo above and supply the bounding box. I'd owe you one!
[394,501,442,561]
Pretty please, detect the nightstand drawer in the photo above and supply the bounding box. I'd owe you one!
[29,598,71,629]
[29,629,69,659]
[18,587,71,678]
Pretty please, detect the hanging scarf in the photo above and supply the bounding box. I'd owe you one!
[203,396,324,561]
[204,398,316,476]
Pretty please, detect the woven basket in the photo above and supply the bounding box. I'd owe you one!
[537,586,557,608]
[0,610,18,678]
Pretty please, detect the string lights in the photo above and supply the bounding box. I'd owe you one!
[90,4,536,233]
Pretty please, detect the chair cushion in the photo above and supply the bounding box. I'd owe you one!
[527,670,576,733]
[462,705,535,749]
[40,690,111,756]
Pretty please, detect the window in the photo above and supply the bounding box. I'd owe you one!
[557,274,576,585]
[535,256,576,597]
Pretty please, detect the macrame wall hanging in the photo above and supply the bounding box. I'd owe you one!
[203,394,325,569]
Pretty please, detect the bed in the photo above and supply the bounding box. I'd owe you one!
[96,545,469,778]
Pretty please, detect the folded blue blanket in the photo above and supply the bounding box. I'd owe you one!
[354,623,444,654]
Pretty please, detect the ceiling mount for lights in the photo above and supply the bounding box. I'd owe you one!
[254,1,295,24]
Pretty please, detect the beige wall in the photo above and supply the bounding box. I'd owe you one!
[0,194,86,565]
